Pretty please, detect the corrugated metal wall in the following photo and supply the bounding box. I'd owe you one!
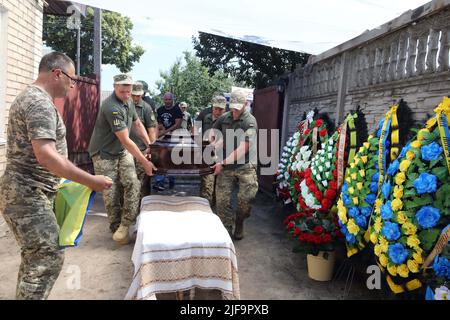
[54,75,99,174]
[253,85,283,194]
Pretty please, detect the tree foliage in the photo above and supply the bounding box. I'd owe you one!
[192,32,310,89]
[155,51,234,115]
[43,8,144,75]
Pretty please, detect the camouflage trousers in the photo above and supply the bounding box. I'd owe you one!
[200,173,216,208]
[215,167,259,230]
[92,152,140,232]
[134,158,151,200]
[0,176,64,300]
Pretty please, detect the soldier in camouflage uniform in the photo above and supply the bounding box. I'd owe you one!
[211,91,259,240]
[199,94,226,207]
[0,52,112,299]
[130,82,157,199]
[88,74,156,245]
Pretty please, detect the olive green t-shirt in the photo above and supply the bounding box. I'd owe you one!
[212,110,258,170]
[88,93,138,160]
[130,99,157,151]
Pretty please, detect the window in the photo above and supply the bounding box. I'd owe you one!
[0,6,6,144]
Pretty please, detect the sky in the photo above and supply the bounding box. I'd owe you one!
[68,0,431,93]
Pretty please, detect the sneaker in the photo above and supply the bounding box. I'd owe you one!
[113,224,129,245]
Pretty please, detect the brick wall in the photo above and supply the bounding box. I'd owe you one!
[0,0,44,177]
[283,0,450,144]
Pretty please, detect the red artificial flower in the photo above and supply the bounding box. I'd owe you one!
[294,182,301,192]
[304,129,310,135]
[294,227,301,236]
[287,222,294,229]
[323,234,332,243]
[314,226,324,235]
[315,191,323,202]
[315,119,324,127]
[306,178,313,187]
[304,168,311,176]
[332,169,338,178]
[329,180,338,190]
[319,129,327,137]
[335,230,343,238]
[298,172,305,180]
[325,189,336,200]
[307,212,313,218]
[321,198,332,210]
[299,233,307,242]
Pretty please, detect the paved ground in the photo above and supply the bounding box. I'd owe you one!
[0,177,385,300]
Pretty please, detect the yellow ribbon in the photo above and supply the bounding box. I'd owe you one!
[390,105,400,161]
[434,96,450,174]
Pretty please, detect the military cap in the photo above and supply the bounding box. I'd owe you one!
[211,94,226,109]
[229,90,248,110]
[137,80,149,92]
[132,82,144,95]
[113,73,133,85]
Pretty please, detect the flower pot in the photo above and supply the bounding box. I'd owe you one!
[307,251,335,281]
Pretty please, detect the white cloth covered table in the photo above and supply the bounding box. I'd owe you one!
[125,195,240,300]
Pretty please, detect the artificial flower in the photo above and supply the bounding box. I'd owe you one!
[396,212,408,225]
[433,257,450,279]
[403,223,418,236]
[406,151,415,161]
[361,156,368,164]
[421,142,443,161]
[413,173,438,194]
[413,252,423,264]
[387,160,400,176]
[411,140,421,149]
[416,206,441,229]
[357,182,363,190]
[374,198,383,214]
[406,235,420,248]
[393,185,404,199]
[388,243,409,265]
[397,264,409,278]
[434,286,450,300]
[374,217,383,233]
[399,159,411,172]
[395,172,406,185]
[387,264,398,276]
[370,232,378,244]
[391,198,403,212]
[347,219,359,235]
[381,201,394,220]
[353,197,359,205]
[380,254,389,267]
[417,128,429,141]
[381,222,401,241]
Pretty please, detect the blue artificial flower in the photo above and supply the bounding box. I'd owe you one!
[387,160,400,176]
[340,225,349,236]
[342,193,351,206]
[433,256,450,279]
[388,243,410,265]
[355,215,367,228]
[421,142,443,161]
[381,201,394,220]
[413,173,438,195]
[369,182,378,194]
[342,182,348,193]
[366,194,376,206]
[348,207,360,219]
[381,222,401,241]
[361,206,372,217]
[374,161,379,170]
[372,172,379,183]
[416,206,441,229]
[399,143,411,159]
[381,182,391,199]
[377,119,384,138]
[346,233,356,245]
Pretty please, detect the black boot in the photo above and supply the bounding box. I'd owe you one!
[234,218,244,240]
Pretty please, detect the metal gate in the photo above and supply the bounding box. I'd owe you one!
[54,75,99,174]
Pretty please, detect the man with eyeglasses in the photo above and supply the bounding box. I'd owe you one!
[0,51,113,300]
[89,74,157,245]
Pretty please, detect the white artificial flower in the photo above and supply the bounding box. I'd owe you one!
[435,286,450,300]
[316,174,321,181]
[322,180,328,187]
[318,166,323,172]
[328,146,333,152]
[284,172,290,179]
[312,169,317,176]
[325,162,331,169]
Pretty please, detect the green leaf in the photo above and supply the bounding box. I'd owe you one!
[432,166,448,181]
[418,229,441,252]
[406,195,433,209]
[404,187,417,199]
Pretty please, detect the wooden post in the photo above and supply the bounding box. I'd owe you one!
[335,52,348,126]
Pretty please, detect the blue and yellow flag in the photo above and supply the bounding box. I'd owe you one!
[54,180,96,248]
